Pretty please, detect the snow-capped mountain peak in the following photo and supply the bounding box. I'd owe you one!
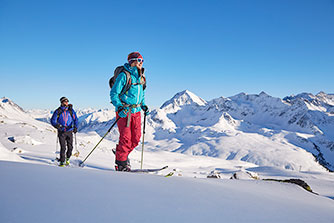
[0,97,29,120]
[160,90,207,113]
[283,92,334,114]
[316,91,334,106]
[154,91,334,171]
[1,97,25,113]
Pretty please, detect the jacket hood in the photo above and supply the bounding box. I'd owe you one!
[124,63,138,75]
[124,63,145,77]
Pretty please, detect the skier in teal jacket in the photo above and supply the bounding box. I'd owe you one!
[110,52,149,171]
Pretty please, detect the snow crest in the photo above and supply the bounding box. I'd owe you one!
[8,90,334,171]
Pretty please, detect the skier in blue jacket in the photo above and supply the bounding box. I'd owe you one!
[51,97,79,166]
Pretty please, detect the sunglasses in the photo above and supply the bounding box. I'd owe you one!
[130,58,144,63]
[62,100,69,103]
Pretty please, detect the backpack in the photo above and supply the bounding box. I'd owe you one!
[109,66,146,96]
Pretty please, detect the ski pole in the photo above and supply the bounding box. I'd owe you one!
[79,116,121,166]
[73,133,80,157]
[55,133,59,155]
[75,133,77,151]
[140,112,147,170]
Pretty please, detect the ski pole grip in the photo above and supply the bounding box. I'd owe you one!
[117,106,125,113]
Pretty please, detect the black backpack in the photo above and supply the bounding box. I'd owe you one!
[109,66,146,96]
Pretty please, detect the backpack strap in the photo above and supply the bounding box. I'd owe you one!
[68,104,74,118]
[122,103,142,127]
[127,68,146,88]
[138,68,146,90]
[120,69,132,96]
[56,107,63,122]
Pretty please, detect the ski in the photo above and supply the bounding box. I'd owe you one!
[164,172,174,177]
[51,157,77,167]
[130,165,168,173]
[112,149,168,173]
[50,157,60,165]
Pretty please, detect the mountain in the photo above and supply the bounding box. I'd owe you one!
[0,97,56,132]
[160,90,207,112]
[27,106,116,131]
[0,97,29,120]
[147,90,334,171]
[77,109,116,130]
[22,90,334,171]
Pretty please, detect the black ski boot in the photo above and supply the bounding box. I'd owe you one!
[115,160,131,172]
[113,147,131,170]
[115,164,131,172]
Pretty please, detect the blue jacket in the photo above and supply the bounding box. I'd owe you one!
[110,63,146,116]
[51,106,78,132]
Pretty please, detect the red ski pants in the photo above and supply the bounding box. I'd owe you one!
[116,111,141,162]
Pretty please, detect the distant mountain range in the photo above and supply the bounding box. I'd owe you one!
[2,90,334,171]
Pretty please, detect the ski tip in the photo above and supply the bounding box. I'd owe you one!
[162,166,168,169]
[165,172,174,177]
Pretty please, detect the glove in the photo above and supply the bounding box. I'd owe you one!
[73,127,77,133]
[117,106,128,118]
[141,105,150,115]
[55,124,62,131]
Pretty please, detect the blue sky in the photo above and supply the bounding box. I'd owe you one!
[1,0,333,109]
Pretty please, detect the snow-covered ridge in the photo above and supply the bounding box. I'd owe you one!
[284,92,334,113]
[4,90,334,171]
[1,97,25,112]
[27,106,115,130]
[160,90,207,113]
[0,97,28,120]
[152,90,334,171]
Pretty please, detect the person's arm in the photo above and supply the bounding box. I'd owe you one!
[141,88,146,107]
[50,109,58,127]
[140,88,149,114]
[73,110,79,128]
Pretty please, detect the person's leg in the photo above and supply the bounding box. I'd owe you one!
[115,113,132,169]
[65,131,73,160]
[58,131,66,163]
[130,112,141,151]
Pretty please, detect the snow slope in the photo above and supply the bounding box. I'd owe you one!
[1,96,334,222]
[1,161,334,223]
[0,142,25,162]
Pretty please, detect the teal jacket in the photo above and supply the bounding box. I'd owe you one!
[110,63,146,115]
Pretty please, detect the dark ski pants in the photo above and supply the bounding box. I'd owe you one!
[115,111,141,165]
[58,130,73,163]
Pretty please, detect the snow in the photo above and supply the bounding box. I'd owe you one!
[160,90,207,113]
[9,135,43,145]
[1,93,334,222]
[0,142,25,162]
[1,161,334,223]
